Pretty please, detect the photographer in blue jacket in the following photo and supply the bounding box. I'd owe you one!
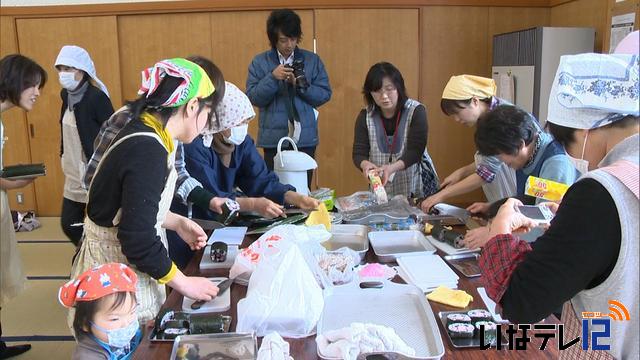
[246,9,332,186]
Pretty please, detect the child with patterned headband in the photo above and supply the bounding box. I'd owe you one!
[60,263,141,360]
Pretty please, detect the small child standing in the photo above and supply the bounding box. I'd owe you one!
[59,263,142,360]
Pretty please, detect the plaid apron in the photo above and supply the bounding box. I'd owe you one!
[68,132,177,331]
[366,99,424,198]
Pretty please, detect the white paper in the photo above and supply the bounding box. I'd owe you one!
[207,226,247,246]
[609,13,636,53]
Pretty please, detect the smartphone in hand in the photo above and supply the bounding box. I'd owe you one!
[517,205,554,225]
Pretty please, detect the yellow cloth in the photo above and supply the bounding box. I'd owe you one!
[305,202,331,231]
[140,112,175,154]
[442,75,496,100]
[426,286,474,308]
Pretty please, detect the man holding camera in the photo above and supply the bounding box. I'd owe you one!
[246,9,332,185]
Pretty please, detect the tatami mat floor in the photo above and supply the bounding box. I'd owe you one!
[2,217,75,360]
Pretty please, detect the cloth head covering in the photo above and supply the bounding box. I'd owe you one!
[547,53,639,130]
[55,45,110,97]
[614,30,639,55]
[201,81,256,147]
[138,58,214,108]
[58,263,138,308]
[442,75,496,100]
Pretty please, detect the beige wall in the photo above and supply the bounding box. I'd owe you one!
[1,3,556,215]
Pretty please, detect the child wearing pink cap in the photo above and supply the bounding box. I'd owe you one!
[59,263,141,360]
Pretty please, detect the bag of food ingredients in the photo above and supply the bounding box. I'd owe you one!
[229,224,331,286]
[236,237,324,338]
[317,247,360,285]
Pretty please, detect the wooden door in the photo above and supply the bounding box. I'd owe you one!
[15,16,122,216]
[0,16,37,212]
[315,8,420,196]
[209,10,313,141]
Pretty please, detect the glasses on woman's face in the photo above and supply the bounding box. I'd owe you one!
[371,85,397,98]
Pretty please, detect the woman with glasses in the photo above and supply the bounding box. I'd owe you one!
[352,62,437,198]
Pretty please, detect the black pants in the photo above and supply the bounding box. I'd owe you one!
[61,197,85,247]
[263,145,316,189]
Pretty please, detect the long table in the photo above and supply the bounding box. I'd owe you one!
[134,235,562,359]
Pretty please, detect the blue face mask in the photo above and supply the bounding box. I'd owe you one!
[91,318,140,358]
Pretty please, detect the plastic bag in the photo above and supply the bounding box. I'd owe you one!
[229,224,330,283]
[317,247,360,285]
[236,236,324,338]
[11,210,41,232]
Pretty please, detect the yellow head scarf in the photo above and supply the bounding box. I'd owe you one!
[442,75,496,100]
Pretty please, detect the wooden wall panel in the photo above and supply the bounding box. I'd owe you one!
[117,12,213,102]
[550,0,607,52]
[209,10,313,141]
[0,16,37,212]
[421,6,489,205]
[315,9,419,196]
[487,7,550,62]
[15,16,122,216]
[603,0,640,52]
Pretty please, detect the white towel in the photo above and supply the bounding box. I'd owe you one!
[316,323,415,360]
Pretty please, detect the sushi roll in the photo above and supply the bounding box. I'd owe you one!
[447,323,475,339]
[475,321,498,345]
[162,327,189,340]
[467,309,492,323]
[446,313,471,326]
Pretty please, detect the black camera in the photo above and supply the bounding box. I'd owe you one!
[285,59,310,93]
[213,199,240,226]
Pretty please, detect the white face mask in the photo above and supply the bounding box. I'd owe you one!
[58,71,80,90]
[224,124,248,145]
[568,130,589,174]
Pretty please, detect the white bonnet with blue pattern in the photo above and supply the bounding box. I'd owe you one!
[547,53,639,130]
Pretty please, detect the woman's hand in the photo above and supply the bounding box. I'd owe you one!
[420,193,443,213]
[440,167,467,189]
[467,202,490,216]
[208,197,228,214]
[284,191,320,210]
[0,178,34,191]
[169,271,219,301]
[463,226,490,249]
[488,198,538,238]
[378,161,404,185]
[253,197,285,219]
[360,160,378,178]
[177,217,207,251]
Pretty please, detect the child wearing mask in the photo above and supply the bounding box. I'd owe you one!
[59,263,141,360]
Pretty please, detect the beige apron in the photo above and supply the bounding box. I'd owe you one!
[68,132,177,330]
[1,189,27,306]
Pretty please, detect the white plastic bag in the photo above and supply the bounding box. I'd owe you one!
[229,224,330,283]
[236,236,324,338]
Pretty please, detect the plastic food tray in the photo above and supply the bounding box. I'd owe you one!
[443,253,481,278]
[368,230,436,262]
[426,235,480,256]
[322,224,369,261]
[317,281,445,359]
[438,311,508,349]
[170,332,256,360]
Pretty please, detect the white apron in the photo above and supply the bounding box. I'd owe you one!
[68,132,177,330]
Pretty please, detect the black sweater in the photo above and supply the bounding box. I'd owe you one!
[87,119,172,280]
[352,105,427,169]
[59,84,114,160]
[501,178,621,323]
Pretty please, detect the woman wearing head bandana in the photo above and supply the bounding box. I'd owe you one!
[479,53,639,359]
[69,58,220,327]
[168,82,320,268]
[54,45,114,247]
[420,75,542,212]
